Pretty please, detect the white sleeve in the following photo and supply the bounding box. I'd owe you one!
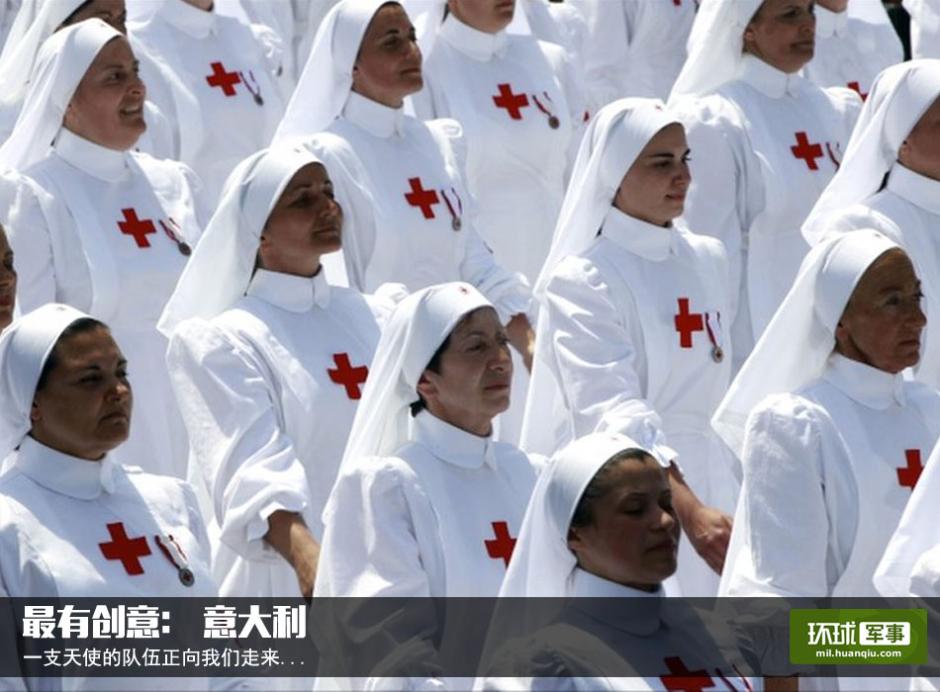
[167,319,312,563]
[6,178,57,313]
[460,228,532,325]
[569,0,634,111]
[543,256,675,466]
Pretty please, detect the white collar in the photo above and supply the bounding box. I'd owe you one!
[886,163,940,216]
[14,435,118,500]
[246,267,331,313]
[439,14,509,61]
[600,206,677,262]
[162,0,215,38]
[54,127,129,183]
[342,90,405,139]
[412,410,497,470]
[822,353,906,410]
[740,53,806,99]
[569,568,663,636]
[815,5,849,38]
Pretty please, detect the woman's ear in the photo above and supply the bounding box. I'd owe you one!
[415,370,437,402]
[29,400,41,424]
[566,526,582,552]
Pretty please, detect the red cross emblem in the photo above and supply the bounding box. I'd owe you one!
[660,657,715,692]
[327,353,368,400]
[897,449,924,490]
[99,522,152,576]
[674,298,704,349]
[484,521,517,567]
[206,61,241,96]
[790,131,824,171]
[492,83,529,120]
[673,0,681,5]
[117,208,156,248]
[404,177,440,219]
[847,81,868,101]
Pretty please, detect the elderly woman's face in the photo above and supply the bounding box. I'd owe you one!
[448,0,515,34]
[59,0,128,34]
[0,228,16,332]
[568,456,679,590]
[259,162,342,277]
[614,123,691,228]
[899,96,940,182]
[416,306,512,437]
[352,3,422,108]
[63,36,146,151]
[30,325,131,460]
[835,249,926,374]
[743,0,816,74]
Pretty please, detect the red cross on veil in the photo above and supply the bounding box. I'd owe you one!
[206,61,241,96]
[117,208,157,248]
[99,522,152,575]
[897,449,924,490]
[404,177,440,219]
[660,656,715,692]
[492,83,530,120]
[484,521,517,567]
[674,298,704,349]
[790,131,824,171]
[327,353,369,400]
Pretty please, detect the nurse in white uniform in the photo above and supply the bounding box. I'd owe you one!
[408,0,586,286]
[0,304,217,690]
[670,0,861,371]
[523,98,737,596]
[159,146,381,600]
[1,20,204,479]
[477,433,761,691]
[802,60,940,388]
[129,0,286,201]
[716,230,940,602]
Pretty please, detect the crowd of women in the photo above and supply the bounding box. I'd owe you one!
[0,0,939,689]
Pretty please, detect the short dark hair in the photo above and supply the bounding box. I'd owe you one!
[34,318,108,393]
[409,333,451,416]
[569,448,656,529]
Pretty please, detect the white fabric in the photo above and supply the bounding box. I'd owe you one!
[7,128,205,478]
[721,354,940,598]
[0,302,86,460]
[0,0,21,53]
[905,0,940,59]
[712,228,899,459]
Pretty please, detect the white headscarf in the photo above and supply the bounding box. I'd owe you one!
[669,0,762,101]
[711,229,900,458]
[0,18,122,171]
[0,303,89,460]
[802,60,940,244]
[157,146,324,336]
[273,0,388,143]
[533,98,680,301]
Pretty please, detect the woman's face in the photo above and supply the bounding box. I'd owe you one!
[258,162,342,277]
[30,325,132,461]
[417,307,512,437]
[835,249,926,374]
[614,123,691,227]
[448,0,516,34]
[899,96,940,182]
[0,228,16,332]
[743,0,816,74]
[568,456,679,591]
[63,36,146,151]
[352,3,422,108]
[60,0,127,34]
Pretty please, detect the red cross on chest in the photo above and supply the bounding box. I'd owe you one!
[404,177,440,219]
[206,61,241,96]
[674,298,704,348]
[327,353,368,400]
[117,208,156,248]
[847,81,868,101]
[492,83,530,120]
[99,522,152,576]
[897,449,924,490]
[484,521,517,567]
[660,656,715,692]
[790,131,824,171]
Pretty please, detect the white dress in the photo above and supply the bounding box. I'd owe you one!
[823,164,940,388]
[722,354,940,599]
[526,207,738,596]
[130,0,285,202]
[7,128,205,479]
[410,14,585,284]
[801,4,904,99]
[676,55,861,370]
[166,269,380,598]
